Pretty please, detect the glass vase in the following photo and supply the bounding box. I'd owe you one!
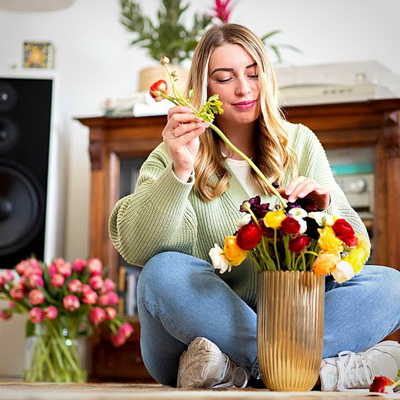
[24,320,87,383]
[257,270,324,391]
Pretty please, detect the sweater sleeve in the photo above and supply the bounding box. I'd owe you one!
[292,124,369,240]
[108,144,198,266]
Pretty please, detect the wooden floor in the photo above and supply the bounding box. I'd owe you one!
[0,382,398,400]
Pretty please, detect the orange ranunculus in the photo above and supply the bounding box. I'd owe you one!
[313,252,341,275]
[318,226,343,252]
[223,236,248,266]
[264,210,286,229]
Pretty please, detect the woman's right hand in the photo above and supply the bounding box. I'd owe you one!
[162,106,210,182]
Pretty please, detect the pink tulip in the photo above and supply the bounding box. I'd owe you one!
[29,307,44,323]
[44,305,58,320]
[89,275,104,291]
[98,294,109,306]
[10,284,25,300]
[119,322,134,338]
[29,289,45,305]
[52,258,72,278]
[0,310,11,320]
[51,273,65,288]
[63,294,80,311]
[82,290,98,305]
[89,307,106,325]
[24,263,43,278]
[4,270,15,282]
[107,292,119,305]
[105,307,117,321]
[28,274,44,288]
[110,332,126,347]
[15,260,29,276]
[81,284,92,294]
[87,258,103,276]
[68,279,82,293]
[0,275,7,289]
[48,263,57,278]
[72,258,87,273]
[103,278,116,293]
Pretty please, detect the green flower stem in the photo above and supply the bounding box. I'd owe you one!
[161,62,286,208]
[273,229,281,270]
[24,321,86,383]
[282,236,292,270]
[208,124,286,208]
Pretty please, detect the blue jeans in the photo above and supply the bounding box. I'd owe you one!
[137,251,400,386]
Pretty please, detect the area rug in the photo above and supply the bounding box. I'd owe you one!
[0,382,399,400]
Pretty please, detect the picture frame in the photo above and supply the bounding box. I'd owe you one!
[23,41,55,69]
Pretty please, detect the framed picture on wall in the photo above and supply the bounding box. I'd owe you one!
[23,41,55,69]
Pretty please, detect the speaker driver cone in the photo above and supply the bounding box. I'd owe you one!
[0,160,45,256]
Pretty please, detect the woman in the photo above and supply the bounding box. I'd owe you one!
[109,24,400,390]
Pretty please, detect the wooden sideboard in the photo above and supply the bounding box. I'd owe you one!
[77,98,400,382]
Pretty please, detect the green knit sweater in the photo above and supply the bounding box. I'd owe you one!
[109,122,368,308]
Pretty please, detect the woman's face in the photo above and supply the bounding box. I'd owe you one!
[208,43,261,127]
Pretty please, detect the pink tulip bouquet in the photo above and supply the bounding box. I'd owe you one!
[150,57,370,284]
[0,257,133,382]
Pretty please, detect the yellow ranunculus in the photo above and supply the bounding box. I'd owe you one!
[223,236,248,266]
[343,248,365,274]
[356,233,371,261]
[264,210,286,229]
[313,251,341,275]
[318,226,343,252]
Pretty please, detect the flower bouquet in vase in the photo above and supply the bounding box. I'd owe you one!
[0,257,134,383]
[149,58,370,391]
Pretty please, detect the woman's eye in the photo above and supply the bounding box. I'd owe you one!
[217,77,232,83]
[248,74,258,79]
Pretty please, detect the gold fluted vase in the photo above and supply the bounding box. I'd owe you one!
[257,270,324,391]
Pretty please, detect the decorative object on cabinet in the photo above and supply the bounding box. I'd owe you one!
[77,98,400,381]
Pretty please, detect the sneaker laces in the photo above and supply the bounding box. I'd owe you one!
[336,351,373,390]
[213,356,248,388]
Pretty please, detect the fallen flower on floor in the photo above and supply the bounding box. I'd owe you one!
[370,374,400,393]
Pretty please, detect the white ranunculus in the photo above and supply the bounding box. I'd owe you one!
[308,211,335,226]
[331,261,355,283]
[235,214,252,228]
[288,208,307,219]
[209,244,232,274]
[297,218,307,234]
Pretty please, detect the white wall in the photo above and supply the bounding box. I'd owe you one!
[0,0,399,262]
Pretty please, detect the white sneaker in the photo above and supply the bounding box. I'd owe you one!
[177,337,249,388]
[320,341,400,391]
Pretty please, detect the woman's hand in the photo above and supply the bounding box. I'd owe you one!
[278,176,330,210]
[162,106,210,182]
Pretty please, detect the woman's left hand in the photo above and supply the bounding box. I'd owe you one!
[278,176,330,210]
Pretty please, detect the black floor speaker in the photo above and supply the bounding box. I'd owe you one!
[0,77,53,269]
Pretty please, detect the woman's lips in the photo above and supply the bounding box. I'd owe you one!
[232,100,256,110]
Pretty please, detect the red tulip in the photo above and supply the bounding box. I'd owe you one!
[149,80,168,102]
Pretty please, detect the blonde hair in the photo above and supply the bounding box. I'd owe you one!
[187,23,297,202]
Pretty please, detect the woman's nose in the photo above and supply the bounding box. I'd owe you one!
[235,79,251,96]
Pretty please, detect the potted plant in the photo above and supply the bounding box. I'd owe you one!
[120,0,212,91]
